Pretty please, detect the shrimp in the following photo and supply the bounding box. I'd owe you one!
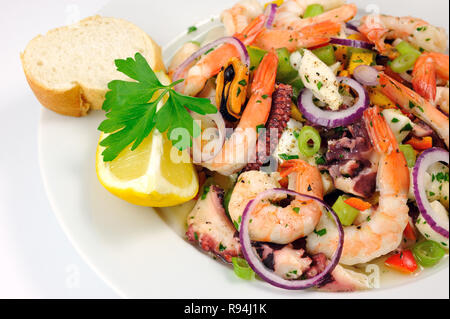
[202,52,278,175]
[168,42,200,78]
[435,87,449,115]
[307,106,411,265]
[359,15,448,54]
[272,3,357,32]
[228,160,324,245]
[378,72,449,147]
[412,52,449,101]
[181,15,266,97]
[253,20,342,52]
[221,0,263,36]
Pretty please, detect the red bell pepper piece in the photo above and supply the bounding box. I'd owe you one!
[385,250,418,274]
[403,223,417,241]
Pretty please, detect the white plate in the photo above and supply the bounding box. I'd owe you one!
[39,0,449,298]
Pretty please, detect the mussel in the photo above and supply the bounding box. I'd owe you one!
[216,57,249,122]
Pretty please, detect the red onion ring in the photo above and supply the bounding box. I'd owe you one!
[172,37,250,92]
[413,147,449,238]
[353,65,379,87]
[239,189,344,290]
[345,21,360,32]
[329,37,374,50]
[297,77,370,128]
[264,3,277,29]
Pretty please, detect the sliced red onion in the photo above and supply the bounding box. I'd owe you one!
[346,21,360,32]
[264,3,277,29]
[240,189,344,290]
[353,65,379,86]
[172,37,250,92]
[413,148,449,238]
[298,77,370,128]
[330,37,374,50]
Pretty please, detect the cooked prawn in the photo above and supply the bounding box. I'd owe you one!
[254,20,342,52]
[307,106,410,265]
[181,15,266,97]
[359,14,448,54]
[435,87,449,115]
[412,52,449,101]
[228,160,324,245]
[273,3,357,31]
[378,72,449,147]
[221,0,263,36]
[202,52,278,175]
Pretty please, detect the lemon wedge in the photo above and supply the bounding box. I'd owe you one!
[96,72,199,207]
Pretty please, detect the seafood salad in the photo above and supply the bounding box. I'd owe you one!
[96,0,449,292]
[171,0,449,292]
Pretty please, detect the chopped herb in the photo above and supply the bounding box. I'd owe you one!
[315,156,326,165]
[317,81,323,90]
[391,118,400,123]
[293,207,300,214]
[238,79,247,86]
[188,26,198,34]
[219,243,227,252]
[304,75,310,83]
[98,53,217,161]
[237,87,242,97]
[400,123,413,133]
[204,48,214,55]
[194,232,199,241]
[314,228,327,237]
[201,186,211,200]
[256,124,265,132]
[279,153,300,161]
[262,94,269,99]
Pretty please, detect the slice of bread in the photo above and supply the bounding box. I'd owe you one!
[21,16,165,117]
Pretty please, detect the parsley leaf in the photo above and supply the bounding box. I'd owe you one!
[98,53,217,162]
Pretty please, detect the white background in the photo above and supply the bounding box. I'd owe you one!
[0,0,116,298]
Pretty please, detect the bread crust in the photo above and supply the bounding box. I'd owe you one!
[21,16,165,117]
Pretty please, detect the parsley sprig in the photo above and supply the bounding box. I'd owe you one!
[98,53,217,162]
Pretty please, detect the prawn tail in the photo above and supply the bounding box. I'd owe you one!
[251,51,278,95]
[413,55,437,101]
[364,105,399,155]
[235,14,266,45]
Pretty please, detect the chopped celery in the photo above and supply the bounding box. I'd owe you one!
[396,41,422,58]
[413,240,446,267]
[297,126,321,157]
[332,196,360,226]
[232,257,255,280]
[399,144,417,168]
[303,4,324,18]
[247,46,267,71]
[312,45,336,66]
[276,48,299,83]
[389,53,419,73]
